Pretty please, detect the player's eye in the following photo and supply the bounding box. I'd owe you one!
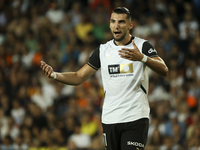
[119,20,125,23]
[110,19,115,23]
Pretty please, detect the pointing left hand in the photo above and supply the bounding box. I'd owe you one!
[118,40,144,61]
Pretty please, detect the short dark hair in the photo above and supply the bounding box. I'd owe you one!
[112,7,131,20]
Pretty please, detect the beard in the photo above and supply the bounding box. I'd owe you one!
[113,32,127,41]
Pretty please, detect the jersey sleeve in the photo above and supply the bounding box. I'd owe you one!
[87,46,100,70]
[142,41,158,58]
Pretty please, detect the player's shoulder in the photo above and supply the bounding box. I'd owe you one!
[100,39,115,49]
[134,36,147,45]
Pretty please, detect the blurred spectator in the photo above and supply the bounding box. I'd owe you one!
[146,15,162,36]
[178,11,199,40]
[13,135,28,150]
[92,14,109,43]
[158,29,176,57]
[0,94,11,116]
[22,115,33,130]
[50,128,66,147]
[61,43,79,65]
[187,125,200,149]
[68,122,91,149]
[46,2,64,24]
[59,14,74,34]
[0,135,13,150]
[0,108,7,137]
[177,102,189,124]
[62,114,76,141]
[132,18,151,39]
[159,136,181,150]
[89,0,111,11]
[21,45,35,69]
[186,112,200,139]
[75,13,93,43]
[27,103,48,130]
[146,128,163,150]
[30,83,51,112]
[11,100,25,126]
[164,111,186,144]
[68,1,82,27]
[1,116,20,140]
[24,30,38,53]
[80,111,98,137]
[89,135,105,150]
[78,44,93,66]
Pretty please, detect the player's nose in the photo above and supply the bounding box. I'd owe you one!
[114,22,120,29]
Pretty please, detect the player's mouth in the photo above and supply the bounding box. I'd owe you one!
[114,31,122,36]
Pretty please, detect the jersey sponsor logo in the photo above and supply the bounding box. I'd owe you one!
[108,65,120,74]
[108,63,133,74]
[148,48,157,54]
[127,141,144,148]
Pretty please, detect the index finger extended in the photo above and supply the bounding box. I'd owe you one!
[40,62,48,71]
[40,61,46,68]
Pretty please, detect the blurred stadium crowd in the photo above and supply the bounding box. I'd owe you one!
[0,0,200,149]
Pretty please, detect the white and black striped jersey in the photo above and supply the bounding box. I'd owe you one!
[87,36,158,124]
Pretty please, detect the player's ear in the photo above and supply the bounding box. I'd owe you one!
[129,21,133,30]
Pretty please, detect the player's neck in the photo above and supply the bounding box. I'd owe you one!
[114,34,132,46]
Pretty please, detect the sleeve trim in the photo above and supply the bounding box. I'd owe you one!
[87,62,99,70]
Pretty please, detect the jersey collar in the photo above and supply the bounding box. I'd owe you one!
[113,36,135,46]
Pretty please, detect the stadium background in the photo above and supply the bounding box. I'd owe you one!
[0,0,200,149]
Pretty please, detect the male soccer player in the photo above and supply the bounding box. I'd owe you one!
[41,7,168,150]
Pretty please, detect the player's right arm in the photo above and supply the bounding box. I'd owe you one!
[40,61,97,86]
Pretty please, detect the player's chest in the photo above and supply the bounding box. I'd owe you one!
[100,48,140,76]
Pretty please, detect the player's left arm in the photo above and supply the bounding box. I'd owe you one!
[118,40,168,76]
[141,41,168,76]
[145,55,168,76]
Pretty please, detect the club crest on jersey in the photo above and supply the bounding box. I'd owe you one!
[108,63,133,74]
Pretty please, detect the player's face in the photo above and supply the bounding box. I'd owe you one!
[110,13,133,41]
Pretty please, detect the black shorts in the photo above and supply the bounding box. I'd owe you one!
[102,118,149,150]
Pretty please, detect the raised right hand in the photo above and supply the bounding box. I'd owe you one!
[40,61,54,78]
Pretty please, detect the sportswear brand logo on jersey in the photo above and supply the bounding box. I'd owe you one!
[127,141,144,147]
[106,53,112,58]
[148,48,157,53]
[108,63,133,74]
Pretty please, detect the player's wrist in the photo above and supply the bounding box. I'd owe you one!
[51,72,57,80]
[141,54,148,63]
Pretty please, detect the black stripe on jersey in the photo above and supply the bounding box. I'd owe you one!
[142,41,158,58]
[87,46,100,70]
[140,84,147,94]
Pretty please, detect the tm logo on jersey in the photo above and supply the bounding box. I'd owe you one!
[108,63,133,74]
